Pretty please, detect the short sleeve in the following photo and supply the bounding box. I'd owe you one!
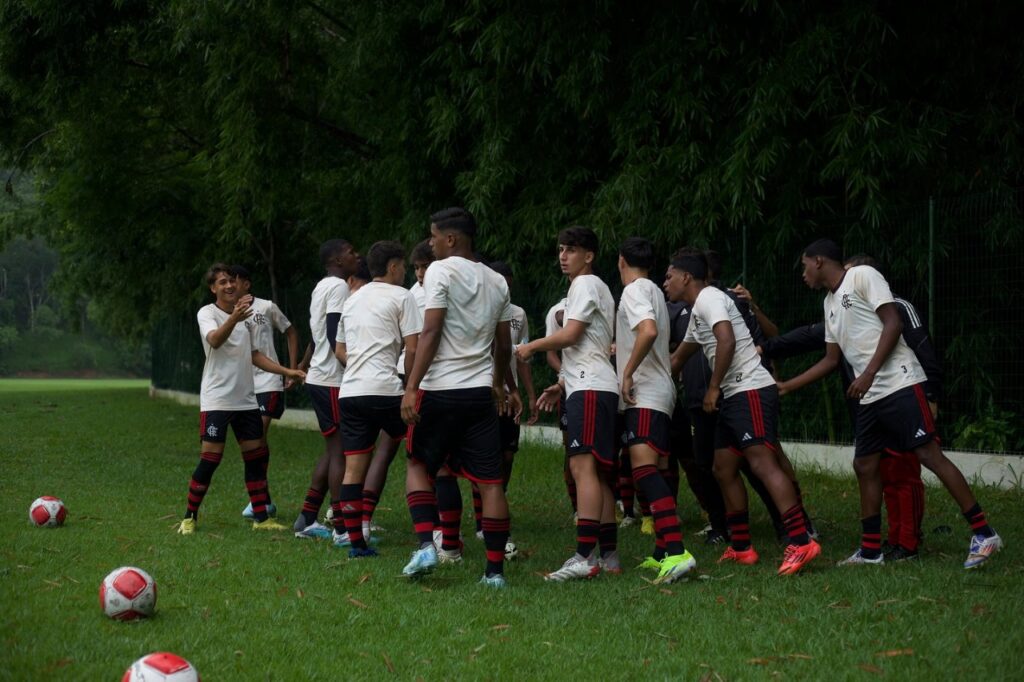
[565,278,597,325]
[622,284,656,330]
[197,307,218,342]
[423,263,451,310]
[336,306,347,344]
[683,316,697,344]
[497,283,513,323]
[701,290,732,328]
[855,267,896,311]
[823,299,837,343]
[326,280,349,315]
[400,290,423,337]
[519,314,530,345]
[270,302,291,333]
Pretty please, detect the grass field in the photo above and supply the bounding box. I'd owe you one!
[1,380,1021,680]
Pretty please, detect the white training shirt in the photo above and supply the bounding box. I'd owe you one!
[338,282,423,397]
[683,286,774,398]
[245,297,292,394]
[824,265,924,404]
[306,276,350,387]
[545,297,567,379]
[397,281,426,373]
[420,256,513,391]
[508,304,530,381]
[197,303,258,411]
[615,278,677,415]
[562,274,618,398]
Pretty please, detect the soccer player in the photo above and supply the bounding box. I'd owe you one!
[615,237,697,583]
[517,226,620,581]
[361,239,435,539]
[230,265,299,521]
[665,252,820,575]
[779,239,1000,569]
[332,240,422,558]
[177,264,305,535]
[292,239,360,542]
[543,296,578,515]
[400,207,515,588]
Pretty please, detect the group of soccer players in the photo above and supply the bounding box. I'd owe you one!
[176,208,1002,588]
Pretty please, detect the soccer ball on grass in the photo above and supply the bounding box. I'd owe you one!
[29,496,67,527]
[123,652,199,681]
[100,566,157,620]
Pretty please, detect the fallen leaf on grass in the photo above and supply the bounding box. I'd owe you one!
[473,644,486,653]
[420,587,433,593]
[875,649,913,658]
[972,604,988,615]
[491,624,510,631]
[748,657,776,665]
[157,514,176,521]
[348,597,369,609]
[42,657,73,672]
[916,596,937,603]
[659,589,673,596]
[857,664,884,674]
[382,653,395,673]
[874,599,899,606]
[828,600,852,609]
[296,588,304,599]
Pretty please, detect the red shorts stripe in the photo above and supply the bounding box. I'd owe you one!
[912,384,935,433]
[747,391,765,439]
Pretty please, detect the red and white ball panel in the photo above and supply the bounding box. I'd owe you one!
[29,496,67,527]
[122,652,200,681]
[100,566,157,620]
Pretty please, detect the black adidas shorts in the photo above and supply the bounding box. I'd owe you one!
[499,415,521,454]
[338,395,407,456]
[256,391,285,420]
[623,407,671,457]
[714,385,780,452]
[854,383,936,458]
[558,393,568,431]
[565,390,619,469]
[307,384,340,437]
[199,409,263,444]
[406,387,502,484]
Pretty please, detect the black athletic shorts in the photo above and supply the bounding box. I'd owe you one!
[338,395,407,456]
[669,403,693,462]
[565,390,619,469]
[623,407,671,457]
[307,384,340,437]
[854,383,936,458]
[499,415,520,454]
[558,393,568,431]
[406,387,502,484]
[714,385,780,453]
[256,391,285,420]
[689,407,717,470]
[199,409,263,443]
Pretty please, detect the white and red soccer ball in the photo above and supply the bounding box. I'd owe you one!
[100,566,157,620]
[29,496,66,527]
[123,652,199,681]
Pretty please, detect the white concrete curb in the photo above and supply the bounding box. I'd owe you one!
[150,386,1023,490]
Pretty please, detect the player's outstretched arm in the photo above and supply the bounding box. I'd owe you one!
[516,356,538,425]
[777,342,841,395]
[402,308,445,424]
[669,341,700,377]
[516,320,586,361]
[285,325,300,370]
[251,350,306,383]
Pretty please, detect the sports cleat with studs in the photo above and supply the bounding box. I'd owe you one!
[704,529,728,546]
[778,539,821,575]
[242,502,277,520]
[598,550,623,574]
[252,518,287,531]
[964,532,1002,569]
[479,573,508,589]
[438,546,464,564]
[637,556,663,572]
[718,545,760,565]
[403,545,439,576]
[619,515,636,529]
[545,553,600,582]
[177,518,196,535]
[294,521,332,540]
[348,547,378,559]
[640,516,655,535]
[886,545,919,562]
[655,550,697,584]
[836,548,883,567]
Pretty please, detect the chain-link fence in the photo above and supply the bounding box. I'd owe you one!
[152,188,1024,454]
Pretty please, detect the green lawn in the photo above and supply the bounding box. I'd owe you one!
[1,383,1021,680]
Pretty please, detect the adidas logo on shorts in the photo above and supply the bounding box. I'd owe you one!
[570,439,580,448]
[915,428,927,438]
[742,432,752,441]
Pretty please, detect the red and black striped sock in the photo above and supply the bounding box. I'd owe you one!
[361,488,380,527]
[637,488,651,518]
[654,536,667,561]
[301,487,325,526]
[634,464,685,555]
[618,473,635,518]
[861,514,882,558]
[185,451,223,518]
[340,484,365,548]
[471,482,483,533]
[727,510,751,551]
[576,518,599,558]
[482,516,510,576]
[330,498,345,534]
[436,476,463,550]
[663,463,680,504]
[782,503,810,546]
[963,503,993,538]
[599,522,617,557]
[242,446,270,521]
[792,479,812,528]
[407,490,438,546]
